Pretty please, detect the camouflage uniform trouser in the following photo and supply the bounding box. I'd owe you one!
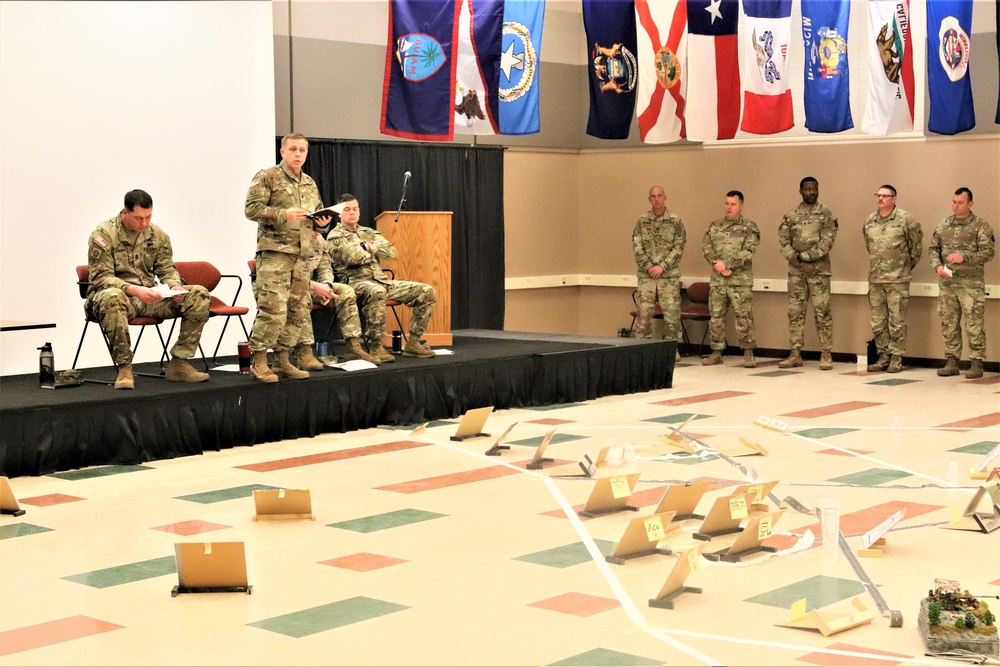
[868,282,910,357]
[708,283,755,350]
[938,278,986,361]
[351,279,436,341]
[303,283,363,344]
[635,276,680,340]
[86,285,210,366]
[249,250,311,353]
[786,273,832,350]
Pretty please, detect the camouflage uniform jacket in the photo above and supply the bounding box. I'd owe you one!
[327,223,397,285]
[87,214,181,296]
[863,207,923,283]
[308,233,336,285]
[702,216,760,287]
[245,160,323,256]
[929,213,996,280]
[632,211,686,278]
[778,202,838,276]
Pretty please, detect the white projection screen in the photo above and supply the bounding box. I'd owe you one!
[0,1,275,374]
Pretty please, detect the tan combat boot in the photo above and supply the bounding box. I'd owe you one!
[369,343,396,363]
[166,358,210,383]
[295,344,324,371]
[115,364,134,390]
[937,356,960,377]
[403,338,436,358]
[743,349,756,368]
[778,349,802,368]
[886,355,903,374]
[702,351,723,366]
[867,354,889,372]
[250,351,278,383]
[819,350,833,371]
[965,360,984,379]
[275,349,309,379]
[345,338,381,365]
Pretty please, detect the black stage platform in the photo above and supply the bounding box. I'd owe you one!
[0,331,675,477]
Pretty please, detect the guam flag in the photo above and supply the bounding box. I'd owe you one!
[740,0,794,135]
[454,0,503,135]
[499,0,545,135]
[686,0,741,141]
[802,0,852,133]
[583,0,639,139]
[381,1,461,141]
[927,0,975,135]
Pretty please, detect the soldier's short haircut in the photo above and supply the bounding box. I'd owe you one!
[799,177,818,189]
[878,184,897,197]
[337,193,358,204]
[124,189,153,211]
[281,132,308,148]
[726,190,744,203]
[955,187,973,202]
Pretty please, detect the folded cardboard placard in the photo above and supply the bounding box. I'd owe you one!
[451,406,493,441]
[579,473,640,518]
[172,541,251,596]
[649,543,706,610]
[606,511,680,565]
[485,422,517,456]
[526,429,557,470]
[0,476,25,516]
[653,480,710,521]
[775,596,875,636]
[252,489,315,521]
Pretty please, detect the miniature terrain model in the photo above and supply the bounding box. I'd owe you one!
[918,579,998,657]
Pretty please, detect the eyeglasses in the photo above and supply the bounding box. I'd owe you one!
[875,193,895,199]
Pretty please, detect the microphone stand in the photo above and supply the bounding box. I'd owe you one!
[394,176,409,222]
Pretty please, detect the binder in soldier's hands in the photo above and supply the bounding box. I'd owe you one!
[307,202,347,220]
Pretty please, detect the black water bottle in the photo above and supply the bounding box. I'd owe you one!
[38,342,55,386]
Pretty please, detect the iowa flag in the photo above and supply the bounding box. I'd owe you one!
[740,0,794,135]
[861,0,914,136]
[927,0,975,135]
[686,0,741,141]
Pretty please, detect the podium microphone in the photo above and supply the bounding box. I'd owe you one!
[394,171,411,222]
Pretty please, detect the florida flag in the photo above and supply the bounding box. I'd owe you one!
[861,0,914,136]
[740,0,794,134]
[686,0,741,141]
[636,0,688,143]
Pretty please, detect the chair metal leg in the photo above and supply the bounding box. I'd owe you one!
[72,320,92,369]
[389,306,407,342]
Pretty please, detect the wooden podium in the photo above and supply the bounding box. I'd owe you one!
[375,211,452,347]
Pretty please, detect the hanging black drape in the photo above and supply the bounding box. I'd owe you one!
[276,138,505,331]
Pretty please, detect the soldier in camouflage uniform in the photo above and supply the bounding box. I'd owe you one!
[86,189,210,390]
[929,187,996,379]
[701,191,760,368]
[863,185,923,374]
[327,194,437,361]
[632,186,686,353]
[244,133,331,382]
[777,177,838,370]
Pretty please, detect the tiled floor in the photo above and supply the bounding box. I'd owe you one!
[2,352,999,666]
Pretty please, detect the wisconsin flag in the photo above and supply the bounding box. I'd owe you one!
[927,0,975,135]
[802,0,853,133]
[636,0,688,143]
[499,0,545,135]
[740,0,794,135]
[381,1,461,141]
[455,0,503,135]
[686,0,741,141]
[583,0,639,139]
[861,0,914,136]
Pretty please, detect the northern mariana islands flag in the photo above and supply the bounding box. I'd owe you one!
[499,0,545,135]
[802,0,853,133]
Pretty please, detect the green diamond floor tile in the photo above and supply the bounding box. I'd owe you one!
[509,432,589,448]
[793,427,859,439]
[828,468,912,486]
[950,440,1000,455]
[62,555,177,588]
[380,419,457,431]
[48,465,154,481]
[642,412,712,425]
[0,523,53,540]
[248,596,409,638]
[175,484,281,504]
[527,403,585,411]
[327,508,447,533]
[548,647,664,666]
[669,453,720,466]
[513,539,615,569]
[865,378,921,386]
[744,574,867,610]
[750,370,803,377]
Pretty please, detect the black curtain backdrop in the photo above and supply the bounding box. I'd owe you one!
[275,138,505,331]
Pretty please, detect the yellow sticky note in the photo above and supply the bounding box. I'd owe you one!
[729,496,748,520]
[644,516,665,542]
[609,476,630,499]
[687,549,702,573]
[747,484,763,505]
[757,516,773,540]
[789,597,807,621]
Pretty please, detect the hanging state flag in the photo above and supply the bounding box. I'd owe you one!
[740,0,794,135]
[686,0,741,141]
[861,0,914,136]
[927,0,975,135]
[635,0,688,143]
[801,0,853,133]
[455,0,503,135]
[381,0,461,141]
[583,0,639,139]
[995,0,999,124]
[499,0,545,135]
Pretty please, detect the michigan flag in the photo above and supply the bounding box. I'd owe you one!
[740,0,794,135]
[499,0,545,134]
[455,0,503,135]
[686,0,741,141]
[927,0,975,135]
[636,0,688,143]
[583,0,639,139]
[802,0,852,133]
[861,0,914,136]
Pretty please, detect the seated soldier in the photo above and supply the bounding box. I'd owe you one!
[327,193,437,361]
[86,189,210,389]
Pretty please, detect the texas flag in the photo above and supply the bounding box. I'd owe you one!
[635,0,688,143]
[861,0,914,136]
[740,0,794,135]
[454,0,503,135]
[686,0,741,141]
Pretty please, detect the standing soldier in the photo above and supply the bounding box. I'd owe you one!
[863,185,923,373]
[701,191,760,367]
[632,185,686,354]
[930,187,996,379]
[244,133,331,383]
[778,177,838,369]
